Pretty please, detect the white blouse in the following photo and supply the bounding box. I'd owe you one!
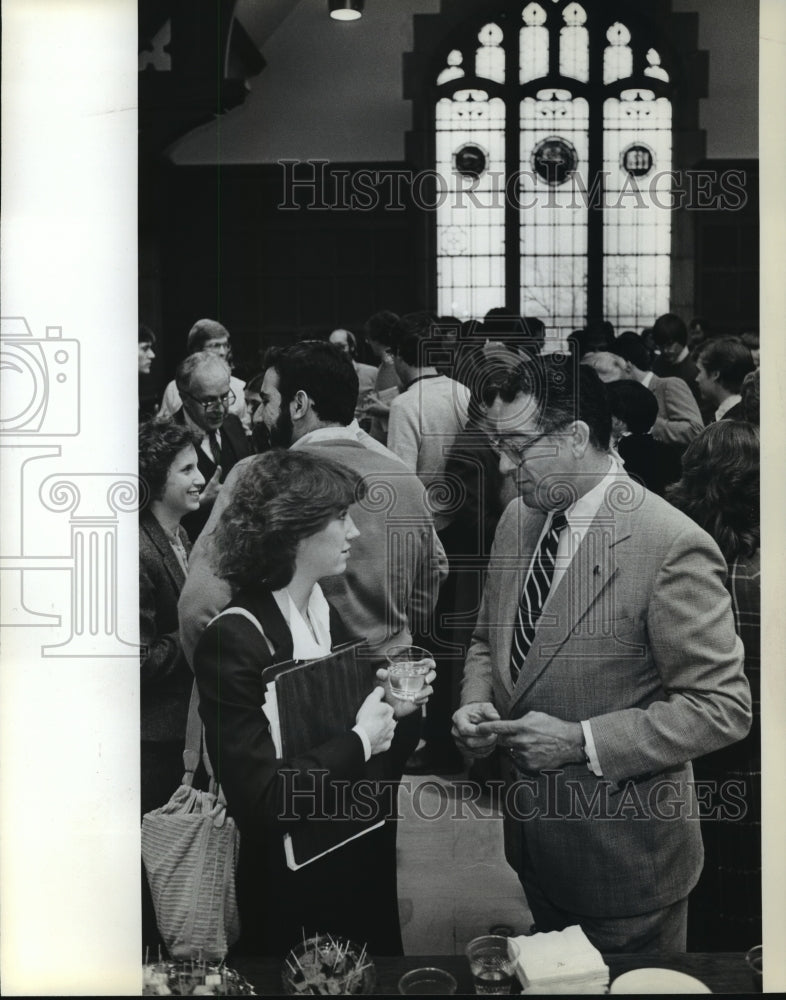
[271,584,332,660]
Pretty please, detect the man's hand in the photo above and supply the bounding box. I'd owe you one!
[199,467,222,506]
[375,665,436,719]
[451,702,501,758]
[477,711,584,770]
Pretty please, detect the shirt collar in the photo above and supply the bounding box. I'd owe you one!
[715,394,742,420]
[641,370,654,388]
[293,422,362,449]
[560,457,622,530]
[272,584,332,659]
[675,346,689,364]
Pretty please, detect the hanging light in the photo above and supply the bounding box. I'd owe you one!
[329,0,364,21]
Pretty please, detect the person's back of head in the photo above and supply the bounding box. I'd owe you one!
[605,379,658,435]
[465,357,512,424]
[498,354,612,453]
[698,337,755,393]
[652,312,688,348]
[364,310,400,348]
[610,331,652,373]
[187,318,230,354]
[741,369,759,425]
[667,421,760,562]
[481,309,544,359]
[264,340,358,426]
[390,311,438,368]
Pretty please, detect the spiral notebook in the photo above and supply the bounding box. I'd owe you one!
[260,639,386,870]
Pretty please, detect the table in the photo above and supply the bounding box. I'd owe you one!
[234,951,755,995]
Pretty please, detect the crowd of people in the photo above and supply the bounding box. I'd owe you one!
[138,306,761,958]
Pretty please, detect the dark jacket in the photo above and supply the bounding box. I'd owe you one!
[193,586,419,956]
[139,510,192,743]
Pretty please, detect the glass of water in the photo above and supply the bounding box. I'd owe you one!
[385,644,433,701]
[465,935,519,995]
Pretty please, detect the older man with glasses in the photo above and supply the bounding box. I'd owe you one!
[169,351,250,541]
[453,355,751,954]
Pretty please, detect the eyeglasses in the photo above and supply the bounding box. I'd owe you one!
[183,389,236,412]
[490,429,557,464]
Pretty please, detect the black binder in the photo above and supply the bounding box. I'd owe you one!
[261,639,387,870]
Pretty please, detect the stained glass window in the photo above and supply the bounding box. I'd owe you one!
[436,90,506,317]
[433,0,674,333]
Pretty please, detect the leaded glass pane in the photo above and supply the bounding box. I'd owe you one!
[602,95,672,328]
[520,95,589,330]
[476,23,505,83]
[604,23,633,84]
[437,49,464,86]
[522,2,547,27]
[560,25,589,82]
[520,24,549,83]
[436,93,506,317]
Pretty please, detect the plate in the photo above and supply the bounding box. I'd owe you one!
[610,968,712,994]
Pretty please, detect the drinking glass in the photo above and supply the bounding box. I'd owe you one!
[385,644,433,701]
[745,945,762,992]
[398,967,458,995]
[466,935,519,995]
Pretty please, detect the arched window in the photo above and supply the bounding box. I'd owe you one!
[431,0,676,334]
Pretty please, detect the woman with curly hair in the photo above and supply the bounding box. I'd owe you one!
[667,421,761,951]
[193,449,433,957]
[138,419,204,946]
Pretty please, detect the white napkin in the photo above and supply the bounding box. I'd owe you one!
[511,925,610,995]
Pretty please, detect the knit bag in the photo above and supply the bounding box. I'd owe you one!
[142,684,240,959]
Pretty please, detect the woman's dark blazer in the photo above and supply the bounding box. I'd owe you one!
[139,510,193,743]
[193,586,419,957]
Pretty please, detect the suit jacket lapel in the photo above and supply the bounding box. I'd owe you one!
[509,494,632,707]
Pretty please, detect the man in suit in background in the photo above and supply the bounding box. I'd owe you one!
[651,312,711,423]
[695,337,756,422]
[171,351,250,541]
[609,331,704,450]
[452,356,751,953]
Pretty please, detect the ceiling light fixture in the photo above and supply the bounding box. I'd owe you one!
[329,0,364,21]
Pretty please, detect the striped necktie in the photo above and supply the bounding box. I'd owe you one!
[510,510,568,683]
[207,429,221,468]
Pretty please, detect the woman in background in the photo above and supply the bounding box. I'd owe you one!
[138,420,204,946]
[668,421,761,951]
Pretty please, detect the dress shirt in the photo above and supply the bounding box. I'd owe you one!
[528,458,624,776]
[715,394,742,421]
[272,584,372,761]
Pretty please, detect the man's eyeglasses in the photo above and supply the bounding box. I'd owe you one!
[490,429,556,464]
[183,389,236,412]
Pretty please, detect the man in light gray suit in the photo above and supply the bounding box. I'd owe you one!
[452,356,751,953]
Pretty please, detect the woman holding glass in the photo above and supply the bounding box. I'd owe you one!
[193,449,433,957]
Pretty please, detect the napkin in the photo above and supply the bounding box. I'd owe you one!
[510,925,610,995]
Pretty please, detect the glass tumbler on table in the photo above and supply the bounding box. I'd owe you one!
[466,935,520,995]
[385,644,432,701]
